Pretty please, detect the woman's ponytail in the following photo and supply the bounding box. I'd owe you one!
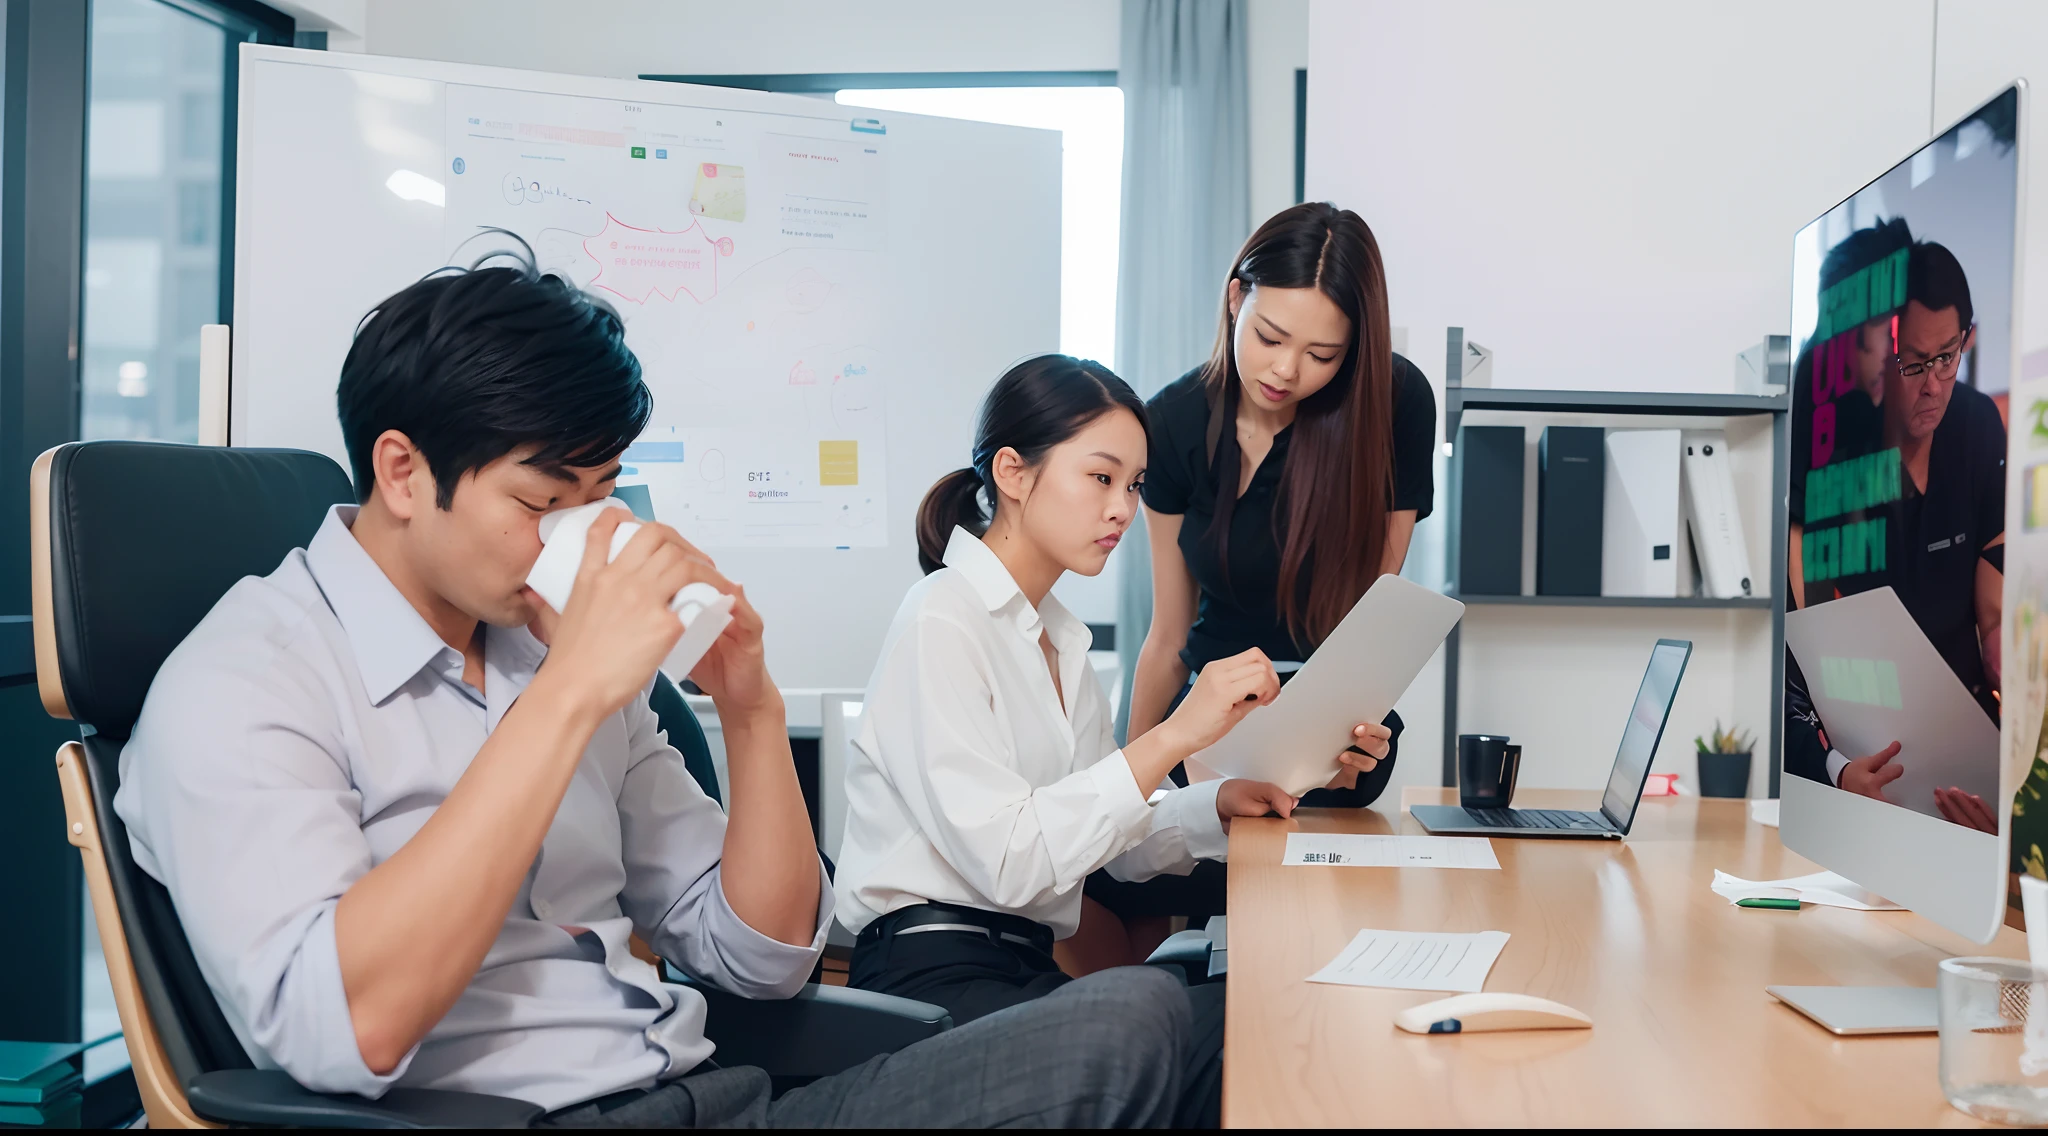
[916,354,1148,575]
[916,467,988,573]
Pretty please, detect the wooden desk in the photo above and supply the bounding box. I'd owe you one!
[1220,787,2026,1128]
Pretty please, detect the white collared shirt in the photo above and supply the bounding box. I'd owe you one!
[834,527,1227,938]
[114,506,831,1110]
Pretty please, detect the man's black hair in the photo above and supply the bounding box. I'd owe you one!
[1820,215,1912,293]
[338,236,652,508]
[1906,240,1974,332]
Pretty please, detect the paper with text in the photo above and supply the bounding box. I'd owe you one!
[1307,929,1511,993]
[1283,832,1500,870]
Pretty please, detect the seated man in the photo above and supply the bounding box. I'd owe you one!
[115,256,1197,1128]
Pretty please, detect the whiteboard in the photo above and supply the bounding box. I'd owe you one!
[232,45,1061,693]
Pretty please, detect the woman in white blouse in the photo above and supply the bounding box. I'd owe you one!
[833,355,1386,1126]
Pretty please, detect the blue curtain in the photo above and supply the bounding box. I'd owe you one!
[1113,0,1251,742]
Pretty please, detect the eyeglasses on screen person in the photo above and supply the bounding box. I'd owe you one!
[1891,321,1976,380]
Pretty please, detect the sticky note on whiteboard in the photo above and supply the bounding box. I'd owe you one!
[819,440,858,486]
[689,163,746,221]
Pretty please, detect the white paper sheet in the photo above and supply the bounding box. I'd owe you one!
[1283,833,1500,870]
[1709,869,1904,910]
[1307,929,1511,993]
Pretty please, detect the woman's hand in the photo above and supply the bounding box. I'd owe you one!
[1324,721,1393,790]
[1216,779,1297,827]
[1160,648,1281,756]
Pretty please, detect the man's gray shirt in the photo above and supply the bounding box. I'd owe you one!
[115,506,831,1110]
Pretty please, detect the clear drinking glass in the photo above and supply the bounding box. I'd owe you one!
[1940,956,2048,1125]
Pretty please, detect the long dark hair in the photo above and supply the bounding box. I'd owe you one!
[1204,202,1395,646]
[916,354,1147,574]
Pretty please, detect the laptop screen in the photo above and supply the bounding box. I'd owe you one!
[1600,640,1693,827]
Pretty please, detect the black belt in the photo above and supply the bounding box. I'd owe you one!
[858,901,1056,955]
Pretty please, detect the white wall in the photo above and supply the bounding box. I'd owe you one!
[1246,0,1308,226]
[1317,0,2048,796]
[1932,0,2048,362]
[1308,0,1937,395]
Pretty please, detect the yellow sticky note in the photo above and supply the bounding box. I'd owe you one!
[819,441,858,486]
[689,163,746,222]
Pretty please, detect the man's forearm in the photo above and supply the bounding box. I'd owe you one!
[716,693,823,946]
[335,674,602,1073]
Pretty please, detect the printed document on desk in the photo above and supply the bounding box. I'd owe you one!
[1308,929,1511,993]
[1284,833,1500,869]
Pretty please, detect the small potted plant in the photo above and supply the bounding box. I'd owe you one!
[1694,721,1754,798]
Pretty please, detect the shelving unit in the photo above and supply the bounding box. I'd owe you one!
[1438,385,1791,793]
[1452,593,1775,610]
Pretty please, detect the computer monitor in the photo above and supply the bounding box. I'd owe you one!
[1781,82,2025,945]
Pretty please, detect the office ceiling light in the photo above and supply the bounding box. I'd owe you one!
[384,169,445,207]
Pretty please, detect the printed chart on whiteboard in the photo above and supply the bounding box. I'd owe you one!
[444,84,890,548]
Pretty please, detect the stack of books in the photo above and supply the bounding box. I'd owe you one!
[0,1041,84,1129]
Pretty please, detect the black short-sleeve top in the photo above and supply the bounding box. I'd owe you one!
[1141,357,1437,672]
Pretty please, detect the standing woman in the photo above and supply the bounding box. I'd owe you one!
[1074,202,1436,968]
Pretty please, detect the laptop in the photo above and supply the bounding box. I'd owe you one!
[1412,638,1693,839]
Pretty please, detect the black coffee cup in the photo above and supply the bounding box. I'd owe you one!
[1458,734,1522,810]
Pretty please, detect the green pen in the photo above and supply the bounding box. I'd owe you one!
[1736,897,1803,910]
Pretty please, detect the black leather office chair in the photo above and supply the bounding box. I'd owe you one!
[33,441,946,1129]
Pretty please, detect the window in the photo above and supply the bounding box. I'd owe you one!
[81,0,228,444]
[66,0,292,1089]
[831,86,1124,368]
[828,83,1126,633]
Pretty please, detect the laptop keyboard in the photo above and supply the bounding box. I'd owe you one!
[1466,808,1606,831]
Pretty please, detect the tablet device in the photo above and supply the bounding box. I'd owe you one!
[1194,574,1465,795]
[1783,585,2000,820]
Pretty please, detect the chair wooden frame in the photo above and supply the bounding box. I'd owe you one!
[34,446,218,1129]
[55,743,218,1129]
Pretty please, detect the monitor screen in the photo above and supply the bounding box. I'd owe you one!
[1784,86,2017,832]
[1603,640,1691,824]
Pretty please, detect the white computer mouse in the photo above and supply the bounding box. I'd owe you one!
[1393,993,1592,1035]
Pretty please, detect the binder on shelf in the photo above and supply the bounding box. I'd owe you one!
[1537,426,1603,595]
[1681,430,1754,598]
[1456,424,1524,595]
[1602,429,1682,597]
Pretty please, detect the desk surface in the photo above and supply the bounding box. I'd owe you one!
[1220,787,2025,1128]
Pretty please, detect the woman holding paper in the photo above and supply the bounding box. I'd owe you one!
[832,355,1382,1124]
[1078,202,1433,970]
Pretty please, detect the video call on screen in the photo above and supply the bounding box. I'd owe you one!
[1784,88,2017,831]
